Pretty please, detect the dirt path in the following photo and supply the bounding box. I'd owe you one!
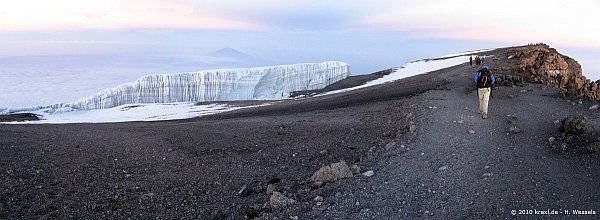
[413,65,600,218]
[299,64,600,219]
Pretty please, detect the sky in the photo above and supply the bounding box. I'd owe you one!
[0,0,598,79]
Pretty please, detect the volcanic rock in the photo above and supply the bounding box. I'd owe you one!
[310,161,353,184]
[560,115,588,135]
[269,191,295,210]
[490,44,599,100]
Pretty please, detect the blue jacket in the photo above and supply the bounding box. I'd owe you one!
[473,71,495,87]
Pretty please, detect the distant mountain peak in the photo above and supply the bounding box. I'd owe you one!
[207,47,253,60]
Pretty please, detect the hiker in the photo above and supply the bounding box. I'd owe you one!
[469,56,473,66]
[473,66,495,119]
[475,56,481,65]
[481,56,485,65]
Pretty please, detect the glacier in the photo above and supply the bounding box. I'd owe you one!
[59,61,349,110]
[3,53,478,124]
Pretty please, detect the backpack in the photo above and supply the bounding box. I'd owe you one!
[477,71,492,88]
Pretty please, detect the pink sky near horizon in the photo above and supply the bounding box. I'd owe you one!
[358,0,600,49]
[1,0,598,49]
[0,0,265,32]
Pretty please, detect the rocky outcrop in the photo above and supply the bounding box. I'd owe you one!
[310,161,353,184]
[495,74,526,87]
[491,44,599,100]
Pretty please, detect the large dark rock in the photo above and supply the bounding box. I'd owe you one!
[560,115,588,135]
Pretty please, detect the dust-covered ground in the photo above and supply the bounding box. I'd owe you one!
[1,46,599,219]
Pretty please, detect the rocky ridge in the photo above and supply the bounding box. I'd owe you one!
[490,44,599,100]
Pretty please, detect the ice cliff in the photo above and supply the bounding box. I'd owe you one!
[67,61,349,110]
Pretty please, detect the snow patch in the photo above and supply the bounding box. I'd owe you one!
[321,55,471,96]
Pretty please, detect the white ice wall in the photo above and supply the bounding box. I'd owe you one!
[68,61,349,110]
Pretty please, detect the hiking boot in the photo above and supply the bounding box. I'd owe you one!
[482,113,488,119]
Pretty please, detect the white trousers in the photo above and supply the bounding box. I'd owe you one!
[478,88,491,114]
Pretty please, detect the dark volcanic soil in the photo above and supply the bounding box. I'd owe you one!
[290,68,397,98]
[1,46,599,219]
[0,113,39,122]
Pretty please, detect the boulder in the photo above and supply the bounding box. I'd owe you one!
[310,160,353,183]
[560,115,588,135]
[269,191,295,211]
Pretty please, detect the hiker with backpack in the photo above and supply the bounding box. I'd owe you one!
[473,66,495,119]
